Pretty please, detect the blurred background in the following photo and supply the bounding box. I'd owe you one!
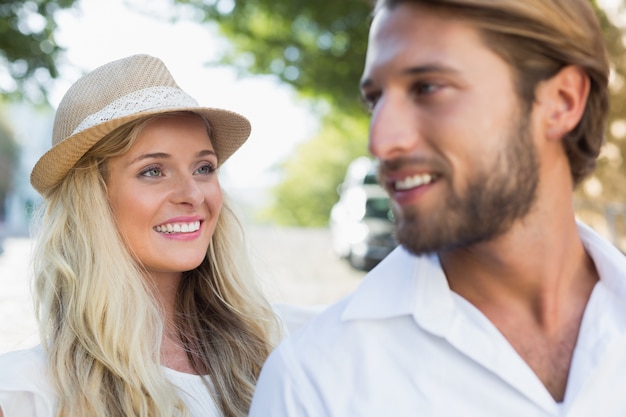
[1,0,626,352]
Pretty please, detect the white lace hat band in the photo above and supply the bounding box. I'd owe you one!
[72,86,199,136]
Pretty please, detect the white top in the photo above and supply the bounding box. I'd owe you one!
[0,345,219,417]
[0,304,323,417]
[249,222,626,417]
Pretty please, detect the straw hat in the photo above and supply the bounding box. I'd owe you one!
[30,54,251,196]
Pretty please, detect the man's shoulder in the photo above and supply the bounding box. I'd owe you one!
[287,295,354,343]
[277,247,428,351]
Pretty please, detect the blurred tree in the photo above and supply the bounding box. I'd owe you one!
[586,3,626,203]
[172,0,626,229]
[172,0,370,115]
[171,0,372,225]
[257,112,369,226]
[2,0,624,228]
[0,114,19,221]
[573,2,626,249]
[0,0,74,225]
[0,0,76,103]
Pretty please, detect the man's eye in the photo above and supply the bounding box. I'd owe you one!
[362,92,381,111]
[415,82,440,95]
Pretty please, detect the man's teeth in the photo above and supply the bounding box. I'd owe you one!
[395,174,434,191]
[154,221,201,234]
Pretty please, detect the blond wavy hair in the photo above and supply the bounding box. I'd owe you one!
[32,112,281,417]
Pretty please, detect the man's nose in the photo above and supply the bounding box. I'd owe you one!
[368,94,421,161]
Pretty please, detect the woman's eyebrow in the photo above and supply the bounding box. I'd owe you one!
[130,149,216,165]
[196,150,217,158]
[131,152,170,164]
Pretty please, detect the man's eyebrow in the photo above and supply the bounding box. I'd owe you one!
[360,64,460,90]
[404,64,459,76]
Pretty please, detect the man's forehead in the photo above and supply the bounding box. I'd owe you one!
[362,5,490,81]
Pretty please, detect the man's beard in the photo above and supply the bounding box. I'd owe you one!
[389,112,539,256]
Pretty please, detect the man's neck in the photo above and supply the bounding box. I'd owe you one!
[439,215,598,401]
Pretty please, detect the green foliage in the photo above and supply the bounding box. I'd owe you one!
[1,1,625,227]
[171,0,373,225]
[179,0,626,226]
[0,0,77,102]
[172,0,372,115]
[257,113,369,226]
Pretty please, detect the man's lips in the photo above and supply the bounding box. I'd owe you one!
[378,157,445,192]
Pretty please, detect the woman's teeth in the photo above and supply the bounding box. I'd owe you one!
[395,174,434,191]
[154,220,201,234]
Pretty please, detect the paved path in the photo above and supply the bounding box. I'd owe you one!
[0,227,365,354]
[249,226,365,305]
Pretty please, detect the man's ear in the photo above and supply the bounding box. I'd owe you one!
[537,65,590,142]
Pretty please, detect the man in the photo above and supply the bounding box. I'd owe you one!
[249,1,626,415]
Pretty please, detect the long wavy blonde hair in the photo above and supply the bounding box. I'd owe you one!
[32,112,281,417]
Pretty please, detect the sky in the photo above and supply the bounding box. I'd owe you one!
[599,0,625,25]
[47,0,319,194]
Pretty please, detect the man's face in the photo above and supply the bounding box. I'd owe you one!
[360,3,539,255]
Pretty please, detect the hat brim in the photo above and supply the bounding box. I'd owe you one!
[30,107,251,196]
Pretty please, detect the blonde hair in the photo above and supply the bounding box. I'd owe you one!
[374,0,610,185]
[33,112,281,417]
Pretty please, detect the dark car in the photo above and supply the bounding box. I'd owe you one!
[330,158,398,271]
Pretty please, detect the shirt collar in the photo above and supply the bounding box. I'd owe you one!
[341,221,626,335]
[577,220,626,297]
[341,246,457,336]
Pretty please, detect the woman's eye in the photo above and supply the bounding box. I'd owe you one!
[195,163,216,175]
[140,167,162,177]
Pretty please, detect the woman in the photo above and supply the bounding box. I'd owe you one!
[0,54,281,417]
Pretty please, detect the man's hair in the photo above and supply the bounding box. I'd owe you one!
[374,0,610,185]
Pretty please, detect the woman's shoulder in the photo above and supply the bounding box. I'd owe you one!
[0,345,57,417]
[0,345,47,384]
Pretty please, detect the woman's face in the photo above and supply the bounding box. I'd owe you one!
[106,114,223,279]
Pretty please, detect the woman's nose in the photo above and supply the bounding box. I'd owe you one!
[172,175,205,207]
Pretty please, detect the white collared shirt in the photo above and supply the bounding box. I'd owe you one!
[249,222,626,417]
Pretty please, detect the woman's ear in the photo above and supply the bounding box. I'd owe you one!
[537,65,590,142]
